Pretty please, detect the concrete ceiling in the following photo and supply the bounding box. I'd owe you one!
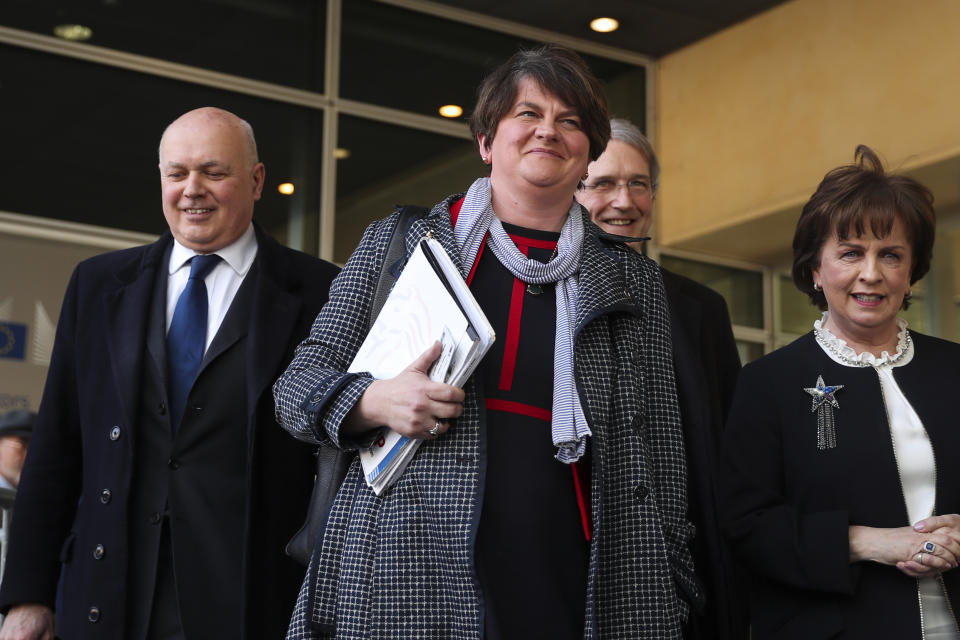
[428,0,790,57]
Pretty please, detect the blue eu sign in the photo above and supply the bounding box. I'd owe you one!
[0,322,27,360]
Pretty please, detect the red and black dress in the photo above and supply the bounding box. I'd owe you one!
[462,210,591,638]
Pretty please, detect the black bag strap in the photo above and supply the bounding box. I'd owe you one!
[369,204,430,325]
[287,204,430,569]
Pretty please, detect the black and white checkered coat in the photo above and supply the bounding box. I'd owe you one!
[274,194,698,639]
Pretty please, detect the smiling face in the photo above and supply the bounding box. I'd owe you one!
[159,108,265,253]
[479,77,591,201]
[577,139,654,241]
[813,216,913,349]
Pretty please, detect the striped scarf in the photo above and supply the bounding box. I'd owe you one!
[454,177,590,463]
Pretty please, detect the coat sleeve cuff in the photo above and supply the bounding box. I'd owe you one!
[799,509,855,594]
[299,373,376,448]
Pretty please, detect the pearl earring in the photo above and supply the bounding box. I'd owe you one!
[813,283,821,291]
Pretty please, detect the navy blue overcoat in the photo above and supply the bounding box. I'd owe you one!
[0,225,339,639]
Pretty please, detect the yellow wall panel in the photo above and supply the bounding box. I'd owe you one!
[656,0,960,250]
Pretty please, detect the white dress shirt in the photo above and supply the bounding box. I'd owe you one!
[165,224,258,352]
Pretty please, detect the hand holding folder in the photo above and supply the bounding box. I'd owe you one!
[350,237,495,494]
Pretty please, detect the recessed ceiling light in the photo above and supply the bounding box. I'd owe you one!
[334,148,351,160]
[54,24,93,41]
[438,104,464,118]
[590,17,619,33]
[278,182,295,195]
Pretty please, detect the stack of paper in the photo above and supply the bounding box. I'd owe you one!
[351,237,495,494]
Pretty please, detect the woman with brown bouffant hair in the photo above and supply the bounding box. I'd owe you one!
[792,146,935,311]
[720,145,960,639]
[277,44,696,638]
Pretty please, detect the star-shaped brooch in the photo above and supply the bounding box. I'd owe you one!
[804,375,844,450]
[804,375,844,411]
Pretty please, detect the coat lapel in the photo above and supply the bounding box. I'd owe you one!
[576,226,640,331]
[665,281,703,358]
[664,276,707,423]
[200,265,254,370]
[104,236,171,432]
[573,220,654,434]
[145,248,172,400]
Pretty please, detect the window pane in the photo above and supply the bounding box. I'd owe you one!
[899,279,929,334]
[660,255,764,328]
[935,225,960,342]
[592,60,645,129]
[0,44,323,254]
[0,232,116,410]
[736,340,765,364]
[900,222,960,342]
[340,0,644,125]
[4,0,325,91]
[334,115,475,263]
[778,273,820,335]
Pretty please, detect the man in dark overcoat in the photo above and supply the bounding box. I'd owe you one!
[577,118,747,640]
[0,107,339,639]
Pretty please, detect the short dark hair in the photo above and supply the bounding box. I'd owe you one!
[470,44,610,161]
[792,145,935,310]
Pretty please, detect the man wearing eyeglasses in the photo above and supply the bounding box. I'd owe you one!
[577,119,748,640]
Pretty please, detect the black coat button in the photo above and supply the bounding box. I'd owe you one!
[93,544,105,560]
[167,458,180,470]
[192,404,203,414]
[88,606,100,623]
[634,484,649,501]
[109,426,121,441]
[99,489,111,504]
[150,512,162,525]
[158,402,167,415]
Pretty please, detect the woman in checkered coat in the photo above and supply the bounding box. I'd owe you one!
[274,44,698,639]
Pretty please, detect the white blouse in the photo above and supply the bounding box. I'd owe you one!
[814,313,957,639]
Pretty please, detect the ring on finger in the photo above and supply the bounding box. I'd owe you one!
[918,552,925,565]
[428,420,442,437]
[924,541,937,554]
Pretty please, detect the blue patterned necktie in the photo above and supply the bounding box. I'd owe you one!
[167,254,221,430]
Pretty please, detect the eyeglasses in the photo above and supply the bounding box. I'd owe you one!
[582,179,652,196]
